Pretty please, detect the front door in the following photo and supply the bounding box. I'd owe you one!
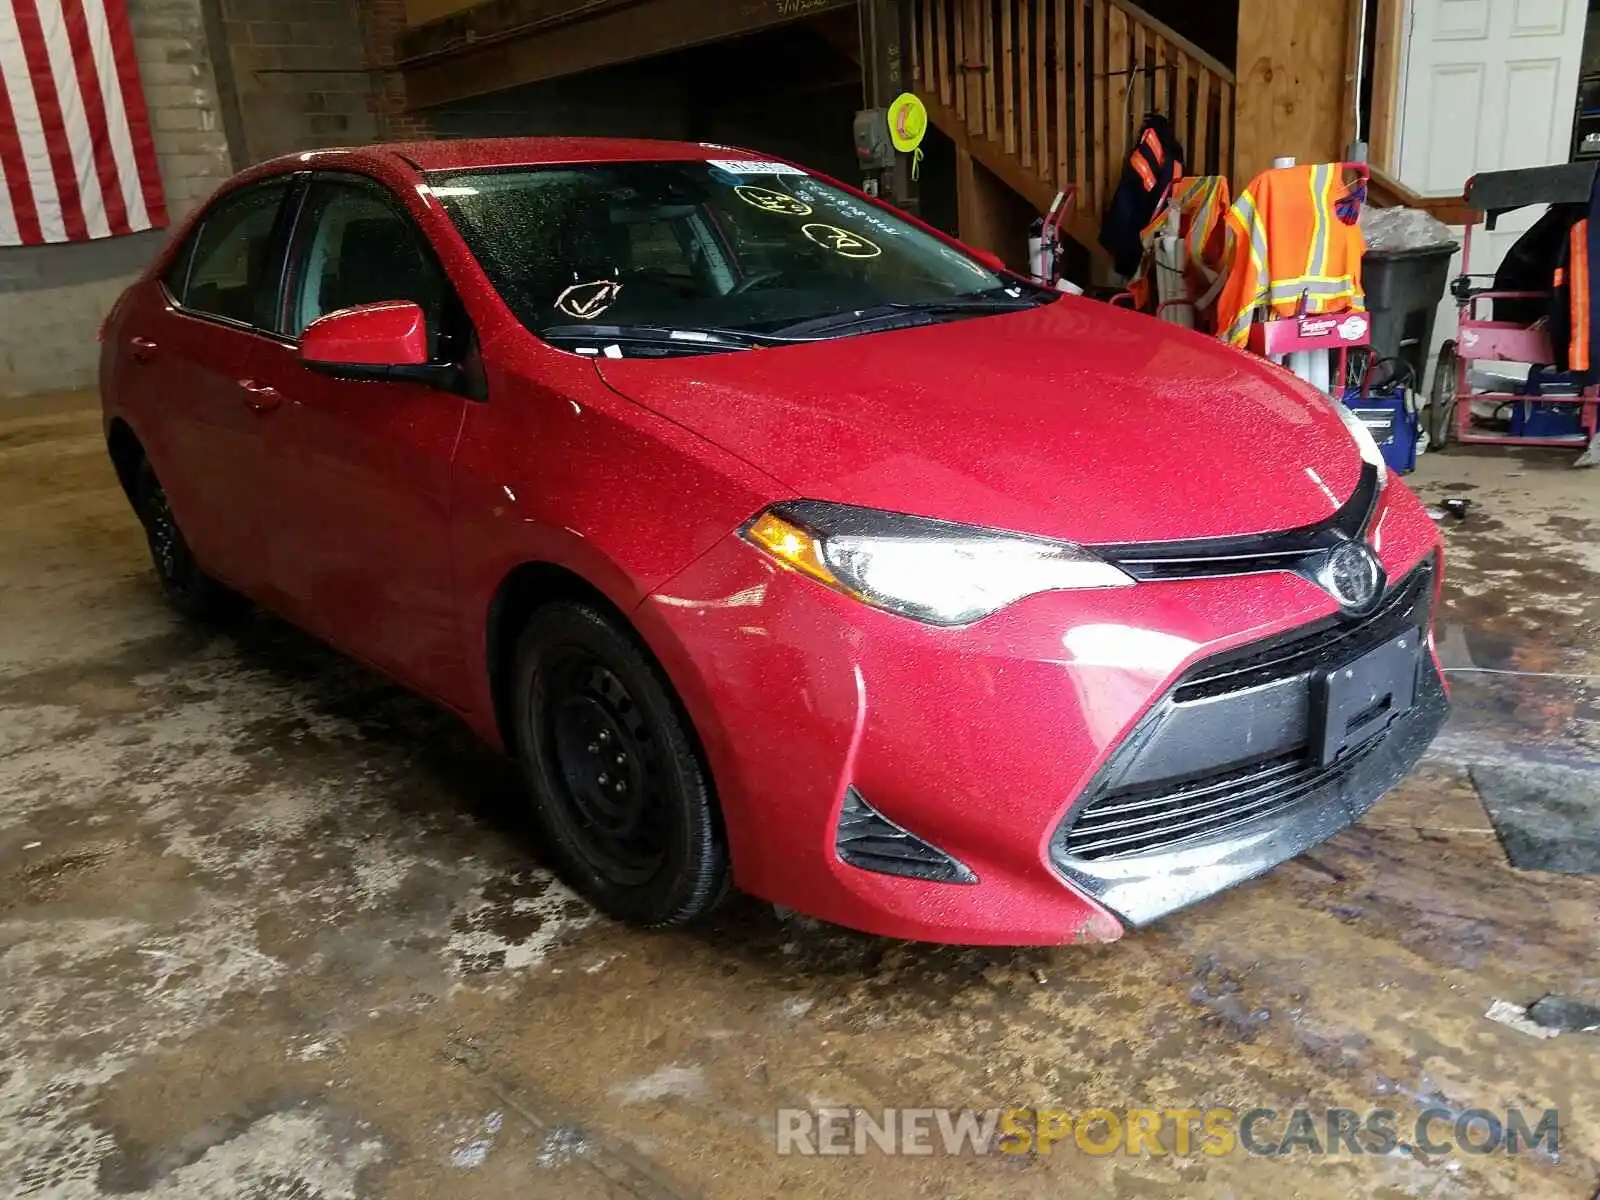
[251,173,473,707]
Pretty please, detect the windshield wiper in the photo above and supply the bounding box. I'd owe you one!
[773,294,1044,337]
[538,322,801,354]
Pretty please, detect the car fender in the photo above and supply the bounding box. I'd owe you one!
[449,352,788,750]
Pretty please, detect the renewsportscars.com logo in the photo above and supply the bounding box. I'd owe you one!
[774,1106,1561,1159]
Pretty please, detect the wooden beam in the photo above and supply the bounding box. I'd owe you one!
[1233,0,1350,184]
[1091,0,1107,212]
[1368,0,1405,170]
[1033,0,1047,176]
[1060,0,1074,193]
[1067,0,1082,199]
[1106,4,1128,158]
[1339,0,1362,151]
[1173,49,1189,158]
[403,0,639,63]
[982,0,997,138]
[1003,0,1018,156]
[401,0,855,108]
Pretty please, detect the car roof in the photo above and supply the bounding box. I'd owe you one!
[266,137,791,175]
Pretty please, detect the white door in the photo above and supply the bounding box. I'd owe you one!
[1397,0,1585,200]
[1394,0,1587,384]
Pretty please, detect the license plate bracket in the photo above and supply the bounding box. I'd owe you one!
[1313,628,1421,766]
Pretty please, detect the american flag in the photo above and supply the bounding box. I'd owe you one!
[0,0,167,246]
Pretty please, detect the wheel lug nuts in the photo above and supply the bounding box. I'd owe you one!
[587,742,599,754]
[614,781,626,793]
[598,730,611,743]
[614,754,625,765]
[598,773,609,785]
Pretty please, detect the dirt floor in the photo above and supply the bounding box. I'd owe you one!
[1,388,1596,1199]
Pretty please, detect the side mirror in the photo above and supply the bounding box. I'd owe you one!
[300,301,428,374]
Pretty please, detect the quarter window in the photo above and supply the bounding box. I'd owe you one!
[175,180,292,328]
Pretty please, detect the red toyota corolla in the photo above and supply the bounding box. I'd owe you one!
[99,138,1447,945]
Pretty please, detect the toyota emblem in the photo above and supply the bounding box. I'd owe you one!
[1320,541,1385,614]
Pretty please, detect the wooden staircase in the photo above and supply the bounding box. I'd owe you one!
[908,0,1236,255]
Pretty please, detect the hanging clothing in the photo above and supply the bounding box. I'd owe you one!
[1215,163,1367,347]
[1099,115,1185,277]
[1493,206,1573,328]
[1547,182,1600,377]
[1173,175,1232,279]
[1126,176,1232,316]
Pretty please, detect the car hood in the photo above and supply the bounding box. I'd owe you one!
[595,297,1365,545]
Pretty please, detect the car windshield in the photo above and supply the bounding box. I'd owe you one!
[429,159,1054,354]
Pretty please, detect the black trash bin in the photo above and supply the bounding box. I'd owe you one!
[1361,243,1457,388]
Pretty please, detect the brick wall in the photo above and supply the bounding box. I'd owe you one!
[216,0,383,163]
[357,0,434,140]
[0,0,234,398]
[0,0,431,398]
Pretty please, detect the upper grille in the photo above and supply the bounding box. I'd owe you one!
[1057,559,1436,863]
[1095,465,1382,583]
[1176,559,1433,703]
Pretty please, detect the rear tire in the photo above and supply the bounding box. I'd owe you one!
[510,601,729,927]
[135,458,246,622]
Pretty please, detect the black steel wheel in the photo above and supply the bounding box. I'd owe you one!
[511,601,728,926]
[135,458,244,621]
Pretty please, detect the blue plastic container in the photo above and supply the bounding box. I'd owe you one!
[1508,401,1584,439]
[1341,390,1417,474]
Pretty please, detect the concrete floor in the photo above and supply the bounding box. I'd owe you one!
[1,388,1597,1200]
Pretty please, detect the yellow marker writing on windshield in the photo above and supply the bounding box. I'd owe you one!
[801,223,881,259]
[734,185,812,217]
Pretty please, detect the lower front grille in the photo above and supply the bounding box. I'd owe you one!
[1055,558,1437,865]
[1061,739,1386,861]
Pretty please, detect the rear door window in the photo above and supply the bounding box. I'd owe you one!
[174,179,294,329]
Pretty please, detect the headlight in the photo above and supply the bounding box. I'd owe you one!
[742,501,1134,626]
[1333,399,1389,489]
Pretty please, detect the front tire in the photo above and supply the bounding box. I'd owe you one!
[510,601,729,927]
[135,459,245,621]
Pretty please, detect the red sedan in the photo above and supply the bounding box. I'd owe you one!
[99,138,1447,945]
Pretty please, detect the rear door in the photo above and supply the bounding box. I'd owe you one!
[248,172,474,704]
[117,177,299,596]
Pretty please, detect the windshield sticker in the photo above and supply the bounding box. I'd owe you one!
[801,223,882,259]
[706,158,807,176]
[734,184,813,216]
[555,279,623,319]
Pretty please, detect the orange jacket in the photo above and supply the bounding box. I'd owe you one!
[1129,176,1232,312]
[1216,164,1366,346]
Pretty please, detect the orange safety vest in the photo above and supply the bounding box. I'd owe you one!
[1216,164,1366,347]
[1129,176,1232,312]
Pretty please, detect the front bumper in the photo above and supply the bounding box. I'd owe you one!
[636,483,1445,945]
[1050,561,1448,925]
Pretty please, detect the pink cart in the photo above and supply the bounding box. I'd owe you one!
[1432,162,1599,448]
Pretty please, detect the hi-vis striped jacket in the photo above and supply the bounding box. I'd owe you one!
[1215,163,1367,347]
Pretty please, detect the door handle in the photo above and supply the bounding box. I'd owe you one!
[129,336,158,364]
[238,379,283,413]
